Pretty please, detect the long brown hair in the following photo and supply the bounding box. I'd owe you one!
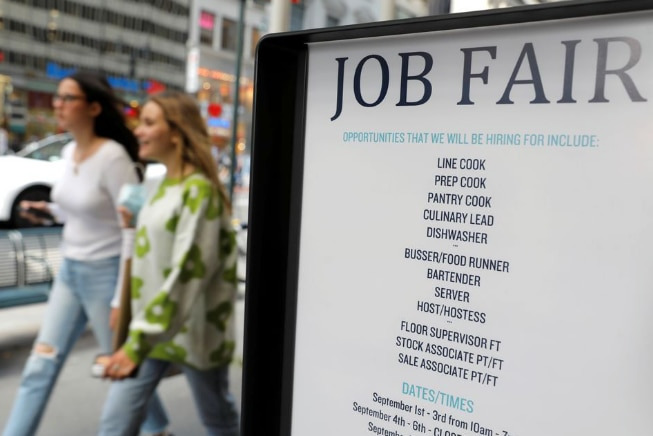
[148,91,231,211]
[70,71,143,181]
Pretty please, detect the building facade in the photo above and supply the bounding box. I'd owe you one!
[188,0,431,155]
[186,0,267,154]
[0,0,189,147]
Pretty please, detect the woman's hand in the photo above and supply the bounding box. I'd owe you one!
[117,205,134,228]
[109,307,120,330]
[19,200,52,225]
[104,348,138,380]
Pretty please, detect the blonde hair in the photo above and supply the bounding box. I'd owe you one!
[148,91,231,212]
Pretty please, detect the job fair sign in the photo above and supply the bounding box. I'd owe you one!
[290,8,653,436]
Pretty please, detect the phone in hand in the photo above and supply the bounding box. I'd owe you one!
[91,354,110,378]
[91,354,139,378]
[91,362,106,378]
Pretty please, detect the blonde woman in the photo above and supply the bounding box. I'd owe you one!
[98,92,239,436]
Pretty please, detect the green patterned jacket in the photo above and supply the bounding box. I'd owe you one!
[123,172,238,370]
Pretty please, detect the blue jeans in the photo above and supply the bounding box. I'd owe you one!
[2,257,169,436]
[99,359,239,436]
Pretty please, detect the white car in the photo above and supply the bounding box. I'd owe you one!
[0,133,165,227]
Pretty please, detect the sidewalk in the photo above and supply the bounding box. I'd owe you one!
[0,299,245,435]
[0,296,246,366]
[0,302,47,349]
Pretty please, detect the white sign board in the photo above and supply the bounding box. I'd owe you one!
[292,10,653,436]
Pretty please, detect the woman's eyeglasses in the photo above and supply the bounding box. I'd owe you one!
[53,94,86,104]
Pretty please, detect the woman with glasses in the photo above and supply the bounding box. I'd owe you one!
[2,71,171,436]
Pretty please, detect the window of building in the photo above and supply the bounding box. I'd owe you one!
[32,27,45,42]
[82,5,93,20]
[221,17,237,52]
[11,20,26,34]
[199,10,215,46]
[94,5,104,22]
[33,56,47,71]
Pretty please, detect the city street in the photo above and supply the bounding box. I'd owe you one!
[0,188,250,435]
[0,297,245,435]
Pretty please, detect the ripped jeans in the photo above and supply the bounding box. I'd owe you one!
[2,257,169,436]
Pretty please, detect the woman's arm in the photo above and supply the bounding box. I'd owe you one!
[103,152,140,309]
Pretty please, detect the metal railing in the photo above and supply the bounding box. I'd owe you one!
[0,227,62,307]
[0,221,246,306]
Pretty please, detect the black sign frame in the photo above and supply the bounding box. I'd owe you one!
[241,1,653,434]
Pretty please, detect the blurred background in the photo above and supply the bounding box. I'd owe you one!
[0,0,564,155]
